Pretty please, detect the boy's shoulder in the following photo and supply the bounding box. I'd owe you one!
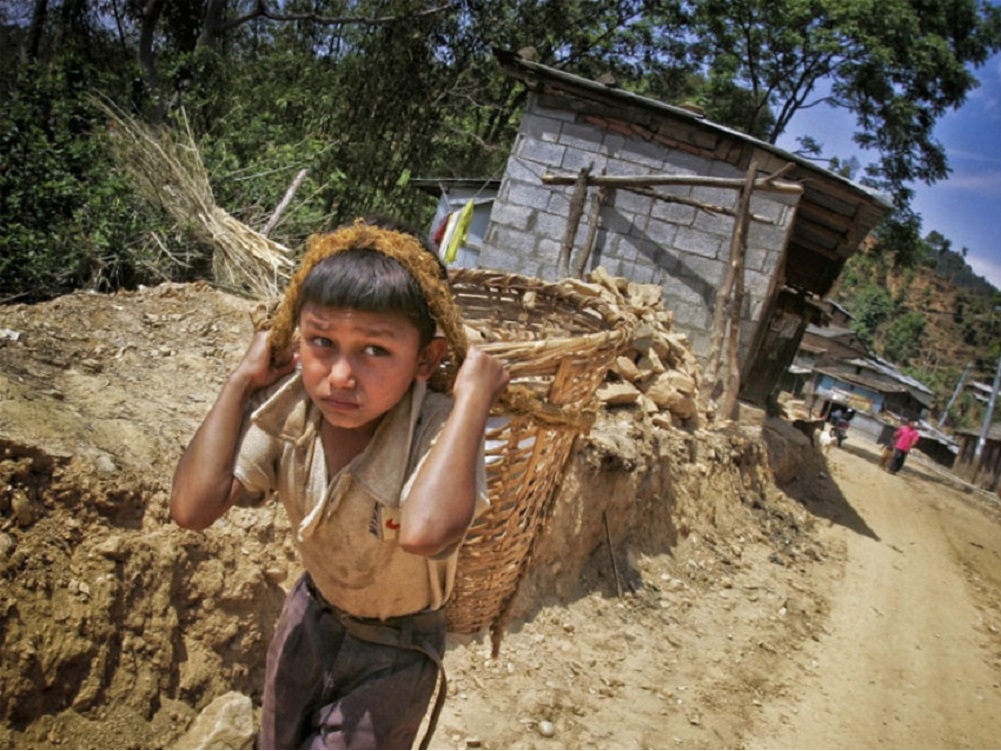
[420,387,453,420]
[247,371,312,439]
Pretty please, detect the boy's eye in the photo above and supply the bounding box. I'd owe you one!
[364,344,389,356]
[309,336,333,348]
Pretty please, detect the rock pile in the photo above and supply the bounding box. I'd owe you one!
[562,267,708,429]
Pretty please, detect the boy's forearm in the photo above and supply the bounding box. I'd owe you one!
[169,374,255,529]
[399,391,492,556]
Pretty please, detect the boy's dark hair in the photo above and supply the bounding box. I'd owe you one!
[297,249,438,346]
[268,216,464,377]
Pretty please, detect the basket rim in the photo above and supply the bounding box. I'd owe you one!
[449,267,634,336]
[474,329,629,377]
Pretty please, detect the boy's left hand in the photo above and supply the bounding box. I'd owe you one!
[453,346,510,410]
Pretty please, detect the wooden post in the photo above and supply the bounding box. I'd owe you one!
[574,183,609,278]
[602,510,623,599]
[704,160,759,415]
[262,168,309,238]
[719,161,760,420]
[557,165,592,278]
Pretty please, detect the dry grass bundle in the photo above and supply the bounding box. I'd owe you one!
[95,100,293,299]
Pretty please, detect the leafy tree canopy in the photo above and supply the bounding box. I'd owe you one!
[2,0,1000,301]
[664,0,1001,263]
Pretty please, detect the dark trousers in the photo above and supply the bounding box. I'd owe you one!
[259,574,445,750]
[890,448,909,474]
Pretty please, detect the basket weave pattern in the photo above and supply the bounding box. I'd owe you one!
[445,269,632,634]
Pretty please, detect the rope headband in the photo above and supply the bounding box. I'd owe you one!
[264,219,470,392]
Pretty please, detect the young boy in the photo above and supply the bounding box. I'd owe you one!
[169,219,509,749]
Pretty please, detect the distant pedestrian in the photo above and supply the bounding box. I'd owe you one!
[889,420,921,474]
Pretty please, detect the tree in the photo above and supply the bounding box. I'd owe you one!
[883,311,927,365]
[5,0,999,304]
[851,283,896,345]
[661,0,1001,261]
[0,0,202,302]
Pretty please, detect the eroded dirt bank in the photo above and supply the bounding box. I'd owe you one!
[1,283,999,749]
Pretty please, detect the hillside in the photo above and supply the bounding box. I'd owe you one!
[832,248,1001,429]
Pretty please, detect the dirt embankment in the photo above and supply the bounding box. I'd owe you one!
[1,283,999,749]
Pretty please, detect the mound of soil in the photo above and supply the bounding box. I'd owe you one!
[0,282,829,748]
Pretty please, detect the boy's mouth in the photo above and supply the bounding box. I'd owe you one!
[321,395,359,411]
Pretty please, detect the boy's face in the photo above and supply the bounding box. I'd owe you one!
[298,303,444,435]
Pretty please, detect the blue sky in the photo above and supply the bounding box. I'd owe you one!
[776,51,1001,291]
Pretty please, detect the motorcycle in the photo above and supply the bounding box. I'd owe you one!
[829,407,855,447]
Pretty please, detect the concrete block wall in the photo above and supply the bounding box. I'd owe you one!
[479,95,800,362]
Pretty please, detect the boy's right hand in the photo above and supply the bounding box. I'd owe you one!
[229,330,298,396]
[170,329,295,530]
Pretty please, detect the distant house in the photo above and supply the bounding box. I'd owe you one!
[781,302,958,464]
[800,323,869,363]
[456,49,891,408]
[805,351,949,456]
[826,300,856,328]
[787,301,914,417]
[785,320,869,395]
[806,351,933,417]
[966,380,994,405]
[954,423,1001,492]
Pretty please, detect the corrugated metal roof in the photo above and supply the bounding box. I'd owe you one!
[853,356,935,397]
[805,323,857,339]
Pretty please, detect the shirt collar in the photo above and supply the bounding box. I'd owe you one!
[250,372,428,505]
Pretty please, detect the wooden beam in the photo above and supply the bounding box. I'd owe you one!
[542,169,803,195]
[626,185,774,222]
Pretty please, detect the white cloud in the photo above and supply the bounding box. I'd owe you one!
[936,169,1001,193]
[966,253,1001,290]
[945,147,1001,166]
[966,54,1001,117]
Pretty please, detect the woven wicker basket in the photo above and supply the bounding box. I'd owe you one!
[444,268,633,637]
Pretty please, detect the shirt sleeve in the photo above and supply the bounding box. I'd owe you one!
[232,391,280,507]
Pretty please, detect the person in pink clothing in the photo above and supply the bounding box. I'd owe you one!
[889,420,921,474]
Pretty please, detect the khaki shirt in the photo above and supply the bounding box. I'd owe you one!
[234,373,486,620]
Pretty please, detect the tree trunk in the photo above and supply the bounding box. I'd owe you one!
[138,0,167,121]
[22,0,49,64]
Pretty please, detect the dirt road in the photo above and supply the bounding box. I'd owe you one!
[744,439,1001,749]
[436,435,1001,750]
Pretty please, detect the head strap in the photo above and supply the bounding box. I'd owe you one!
[265,219,469,391]
[263,219,594,431]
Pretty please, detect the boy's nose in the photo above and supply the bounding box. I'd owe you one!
[329,358,356,388]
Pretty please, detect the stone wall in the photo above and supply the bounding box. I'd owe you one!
[479,94,801,362]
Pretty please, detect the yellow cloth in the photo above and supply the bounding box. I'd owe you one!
[444,200,475,264]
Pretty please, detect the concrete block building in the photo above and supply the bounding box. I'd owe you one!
[471,50,891,407]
